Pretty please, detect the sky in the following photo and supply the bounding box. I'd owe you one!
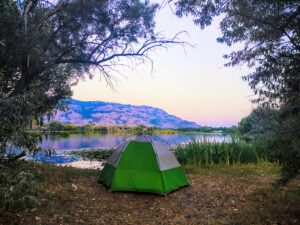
[72,3,255,127]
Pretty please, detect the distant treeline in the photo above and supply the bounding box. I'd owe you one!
[30,121,178,135]
[177,126,238,134]
[29,120,237,135]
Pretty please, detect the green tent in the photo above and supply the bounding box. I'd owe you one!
[99,136,189,195]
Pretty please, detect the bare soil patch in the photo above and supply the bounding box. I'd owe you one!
[1,162,299,225]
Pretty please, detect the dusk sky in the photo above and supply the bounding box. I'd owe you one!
[72,3,255,127]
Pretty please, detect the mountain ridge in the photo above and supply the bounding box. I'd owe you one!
[52,99,200,128]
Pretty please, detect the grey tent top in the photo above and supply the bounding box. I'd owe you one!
[107,136,180,171]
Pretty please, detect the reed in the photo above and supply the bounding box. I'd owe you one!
[174,136,273,166]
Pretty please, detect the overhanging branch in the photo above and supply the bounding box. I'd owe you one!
[56,32,188,67]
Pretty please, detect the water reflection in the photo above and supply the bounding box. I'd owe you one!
[39,133,131,151]
[152,133,230,146]
[39,133,229,151]
[27,152,78,164]
[29,133,230,165]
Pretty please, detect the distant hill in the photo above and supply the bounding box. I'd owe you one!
[51,99,200,129]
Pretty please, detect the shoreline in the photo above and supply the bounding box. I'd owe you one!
[59,160,104,170]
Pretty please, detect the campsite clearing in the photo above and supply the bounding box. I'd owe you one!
[1,161,299,225]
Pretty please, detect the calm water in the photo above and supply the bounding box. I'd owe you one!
[28,133,230,164]
[39,133,230,150]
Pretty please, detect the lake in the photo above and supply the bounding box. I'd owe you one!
[27,133,230,166]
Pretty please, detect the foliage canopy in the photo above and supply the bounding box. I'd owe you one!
[0,0,181,157]
[173,0,300,184]
[238,107,278,142]
[174,0,300,106]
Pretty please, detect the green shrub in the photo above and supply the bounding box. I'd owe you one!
[24,131,40,136]
[48,121,64,131]
[63,124,77,131]
[58,131,69,137]
[67,149,113,161]
[69,130,85,134]
[0,167,39,211]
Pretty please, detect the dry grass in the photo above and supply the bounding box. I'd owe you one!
[0,161,299,225]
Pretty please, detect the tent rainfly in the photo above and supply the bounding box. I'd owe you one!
[98,136,189,195]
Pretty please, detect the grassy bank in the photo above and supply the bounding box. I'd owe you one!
[64,137,274,167]
[174,137,274,166]
[0,161,299,225]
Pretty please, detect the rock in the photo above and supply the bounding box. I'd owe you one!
[71,184,78,191]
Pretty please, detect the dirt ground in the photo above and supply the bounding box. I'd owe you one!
[1,162,299,225]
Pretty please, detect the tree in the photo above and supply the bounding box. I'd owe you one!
[84,124,95,132]
[62,123,77,131]
[95,126,109,134]
[173,0,300,184]
[0,0,183,159]
[48,121,64,131]
[238,107,278,142]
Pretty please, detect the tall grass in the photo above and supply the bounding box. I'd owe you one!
[175,136,274,166]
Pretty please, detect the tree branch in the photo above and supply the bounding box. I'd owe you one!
[38,0,65,30]
[56,32,187,66]
[231,11,300,52]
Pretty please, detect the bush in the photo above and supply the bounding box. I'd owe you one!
[238,107,300,185]
[94,126,109,134]
[58,131,70,137]
[84,124,95,132]
[48,121,64,131]
[63,124,77,131]
[0,166,39,211]
[67,149,113,161]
